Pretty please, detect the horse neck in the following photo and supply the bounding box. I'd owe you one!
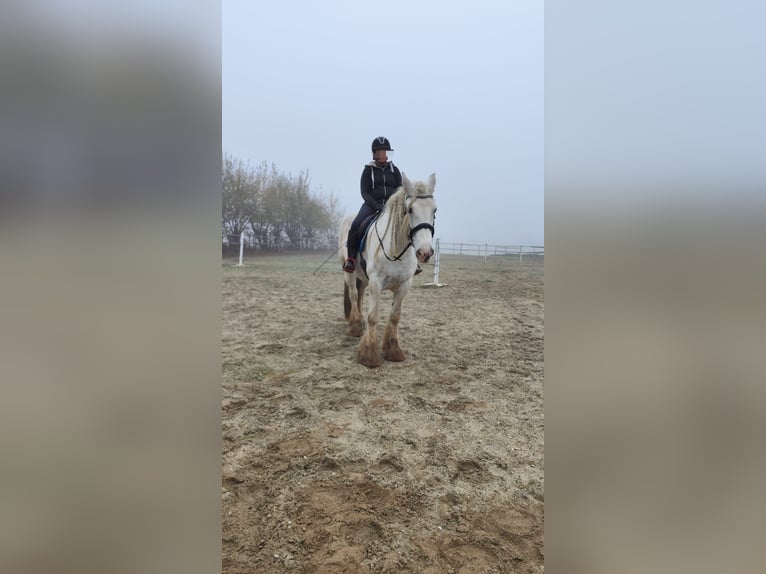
[379,194,410,256]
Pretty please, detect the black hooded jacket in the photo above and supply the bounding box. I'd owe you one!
[360,161,403,211]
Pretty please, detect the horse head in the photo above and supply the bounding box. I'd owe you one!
[402,173,437,264]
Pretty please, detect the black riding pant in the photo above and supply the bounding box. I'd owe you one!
[347,203,377,259]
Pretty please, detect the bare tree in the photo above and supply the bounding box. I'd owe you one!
[222,155,255,242]
[223,154,341,252]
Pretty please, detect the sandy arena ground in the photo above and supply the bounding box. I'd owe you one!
[222,253,544,573]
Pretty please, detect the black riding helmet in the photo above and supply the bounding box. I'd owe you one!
[371,137,393,152]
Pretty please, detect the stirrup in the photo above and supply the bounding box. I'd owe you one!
[343,258,356,272]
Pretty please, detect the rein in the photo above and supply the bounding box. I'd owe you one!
[374,194,435,262]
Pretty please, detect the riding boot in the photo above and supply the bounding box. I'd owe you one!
[343,233,357,272]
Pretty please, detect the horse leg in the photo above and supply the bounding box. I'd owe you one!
[356,278,365,323]
[383,282,410,362]
[358,280,382,368]
[343,282,351,319]
[344,276,364,337]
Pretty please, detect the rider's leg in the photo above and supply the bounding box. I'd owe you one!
[344,204,375,271]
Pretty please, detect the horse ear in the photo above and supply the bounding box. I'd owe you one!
[402,173,413,192]
[428,173,436,193]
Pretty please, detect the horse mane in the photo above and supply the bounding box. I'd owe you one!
[384,186,410,256]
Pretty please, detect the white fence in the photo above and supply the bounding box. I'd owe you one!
[438,242,544,261]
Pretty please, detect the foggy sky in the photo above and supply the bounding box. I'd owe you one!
[223,0,543,246]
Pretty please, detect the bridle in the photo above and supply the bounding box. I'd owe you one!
[375,193,435,262]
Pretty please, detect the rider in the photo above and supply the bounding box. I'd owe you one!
[343,137,422,274]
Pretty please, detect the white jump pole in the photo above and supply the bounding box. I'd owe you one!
[237,231,245,266]
[423,237,446,288]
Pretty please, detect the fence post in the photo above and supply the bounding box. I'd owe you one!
[237,231,245,266]
[423,238,445,287]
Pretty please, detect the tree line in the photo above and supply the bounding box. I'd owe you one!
[222,154,343,251]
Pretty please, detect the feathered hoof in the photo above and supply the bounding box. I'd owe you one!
[346,321,364,337]
[358,345,382,368]
[384,346,406,362]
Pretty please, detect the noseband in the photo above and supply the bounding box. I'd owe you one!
[408,221,435,240]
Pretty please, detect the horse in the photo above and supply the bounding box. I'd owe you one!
[339,173,437,367]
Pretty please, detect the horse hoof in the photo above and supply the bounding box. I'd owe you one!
[359,357,382,368]
[346,323,363,337]
[358,350,382,368]
[384,348,406,362]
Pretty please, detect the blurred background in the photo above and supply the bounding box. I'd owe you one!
[547,1,766,572]
[0,2,221,573]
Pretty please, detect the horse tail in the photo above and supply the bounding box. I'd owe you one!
[344,282,351,319]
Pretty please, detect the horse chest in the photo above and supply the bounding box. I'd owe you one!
[379,265,416,291]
